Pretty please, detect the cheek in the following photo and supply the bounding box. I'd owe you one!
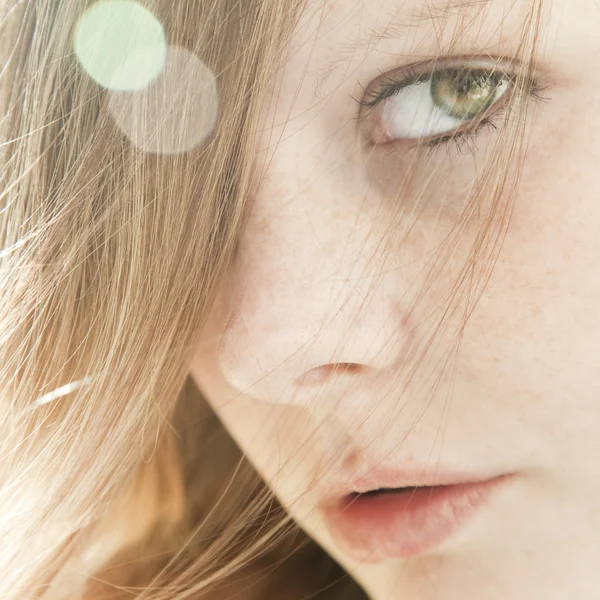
[456,132,600,460]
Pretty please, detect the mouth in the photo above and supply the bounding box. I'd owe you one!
[320,474,513,563]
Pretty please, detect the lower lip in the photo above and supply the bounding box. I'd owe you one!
[321,476,509,563]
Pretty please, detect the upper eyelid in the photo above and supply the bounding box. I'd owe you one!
[356,55,541,112]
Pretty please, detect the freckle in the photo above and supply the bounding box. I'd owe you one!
[530,303,542,319]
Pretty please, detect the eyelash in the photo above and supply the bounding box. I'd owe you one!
[356,63,551,156]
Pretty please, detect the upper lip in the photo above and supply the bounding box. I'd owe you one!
[317,465,507,507]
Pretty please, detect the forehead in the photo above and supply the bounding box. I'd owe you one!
[280,0,530,99]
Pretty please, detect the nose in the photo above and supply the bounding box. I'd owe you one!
[219,280,413,407]
[216,158,416,409]
[220,281,413,407]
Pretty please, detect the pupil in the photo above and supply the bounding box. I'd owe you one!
[432,69,498,119]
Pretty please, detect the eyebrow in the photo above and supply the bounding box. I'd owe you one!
[314,0,496,96]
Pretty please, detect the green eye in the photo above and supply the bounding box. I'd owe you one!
[362,61,524,142]
[430,69,506,120]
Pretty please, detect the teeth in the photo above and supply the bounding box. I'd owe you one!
[350,484,457,499]
[357,487,406,496]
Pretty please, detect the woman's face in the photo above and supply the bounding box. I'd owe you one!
[189,0,600,598]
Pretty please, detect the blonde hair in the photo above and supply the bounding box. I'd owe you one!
[0,0,546,598]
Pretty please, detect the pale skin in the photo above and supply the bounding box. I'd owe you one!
[189,0,600,598]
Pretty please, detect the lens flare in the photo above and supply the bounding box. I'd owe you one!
[107,45,220,154]
[74,0,167,91]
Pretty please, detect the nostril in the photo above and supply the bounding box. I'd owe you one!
[294,363,363,387]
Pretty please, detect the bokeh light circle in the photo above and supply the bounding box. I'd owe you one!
[107,45,220,154]
[74,0,167,91]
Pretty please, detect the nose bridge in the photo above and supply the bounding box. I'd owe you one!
[217,146,415,407]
